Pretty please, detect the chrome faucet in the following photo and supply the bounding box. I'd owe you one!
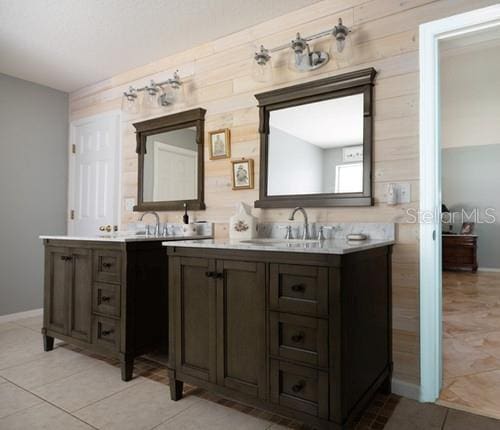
[139,211,160,236]
[288,207,310,240]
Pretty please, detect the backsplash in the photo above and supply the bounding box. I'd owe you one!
[257,222,395,241]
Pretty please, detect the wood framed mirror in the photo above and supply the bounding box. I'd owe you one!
[133,108,206,211]
[254,68,376,208]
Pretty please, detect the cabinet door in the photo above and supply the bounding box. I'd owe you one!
[68,248,92,342]
[44,246,70,335]
[172,256,217,383]
[216,260,266,399]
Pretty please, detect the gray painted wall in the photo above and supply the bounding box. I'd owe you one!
[0,73,68,316]
[442,144,500,269]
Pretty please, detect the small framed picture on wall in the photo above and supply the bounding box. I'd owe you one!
[231,158,254,190]
[209,128,231,160]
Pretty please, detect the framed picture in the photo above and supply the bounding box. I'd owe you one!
[231,159,254,190]
[209,128,231,160]
[460,222,475,235]
[342,145,363,162]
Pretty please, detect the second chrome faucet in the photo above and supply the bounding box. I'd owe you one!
[288,207,309,240]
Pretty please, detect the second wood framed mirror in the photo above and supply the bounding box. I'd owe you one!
[133,108,206,211]
[254,68,376,208]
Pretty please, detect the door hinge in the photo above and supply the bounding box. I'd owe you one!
[71,144,76,154]
[70,210,75,220]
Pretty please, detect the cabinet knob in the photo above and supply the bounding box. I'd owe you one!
[205,271,215,278]
[291,284,305,292]
[60,256,73,261]
[215,272,224,279]
[102,262,113,269]
[292,380,305,393]
[101,296,111,303]
[291,332,305,343]
[101,329,114,336]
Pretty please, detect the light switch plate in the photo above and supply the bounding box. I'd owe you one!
[125,198,135,212]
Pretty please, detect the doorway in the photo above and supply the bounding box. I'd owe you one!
[419,3,500,407]
[68,111,121,236]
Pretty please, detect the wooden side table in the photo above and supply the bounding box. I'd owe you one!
[442,234,478,272]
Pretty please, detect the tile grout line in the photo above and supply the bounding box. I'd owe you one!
[148,398,204,430]
[441,408,450,430]
[0,379,99,430]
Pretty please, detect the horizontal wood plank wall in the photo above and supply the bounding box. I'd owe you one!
[69,0,498,389]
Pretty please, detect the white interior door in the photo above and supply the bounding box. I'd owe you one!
[69,112,120,236]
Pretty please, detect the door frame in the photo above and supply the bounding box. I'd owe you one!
[419,4,500,402]
[68,111,121,235]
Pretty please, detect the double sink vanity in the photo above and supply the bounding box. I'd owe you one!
[41,68,395,430]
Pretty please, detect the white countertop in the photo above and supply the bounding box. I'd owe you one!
[162,238,394,255]
[40,234,212,243]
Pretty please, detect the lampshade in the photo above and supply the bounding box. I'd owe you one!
[252,45,272,83]
[142,82,160,110]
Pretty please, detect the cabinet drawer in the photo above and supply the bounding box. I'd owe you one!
[93,250,122,284]
[270,359,328,418]
[270,264,328,316]
[270,312,328,368]
[92,283,120,318]
[92,316,120,351]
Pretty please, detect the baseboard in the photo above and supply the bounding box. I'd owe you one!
[392,378,420,400]
[478,267,500,272]
[0,308,43,324]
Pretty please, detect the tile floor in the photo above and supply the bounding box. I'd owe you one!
[440,271,500,419]
[0,314,498,429]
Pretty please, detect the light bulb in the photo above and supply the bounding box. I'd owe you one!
[332,18,352,67]
[121,87,139,114]
[252,45,272,83]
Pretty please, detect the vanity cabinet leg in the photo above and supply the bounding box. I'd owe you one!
[170,380,184,401]
[120,355,134,381]
[43,335,54,352]
[168,370,183,401]
[380,375,392,395]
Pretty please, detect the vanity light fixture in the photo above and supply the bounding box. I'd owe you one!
[121,71,184,113]
[252,18,351,82]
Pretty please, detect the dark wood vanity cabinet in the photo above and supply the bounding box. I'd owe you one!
[169,256,267,399]
[42,239,168,381]
[167,246,393,430]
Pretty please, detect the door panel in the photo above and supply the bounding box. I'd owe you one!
[44,247,70,335]
[173,257,216,382]
[71,114,119,236]
[216,260,266,399]
[69,249,92,342]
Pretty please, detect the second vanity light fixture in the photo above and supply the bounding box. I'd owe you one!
[121,70,184,113]
[252,18,351,82]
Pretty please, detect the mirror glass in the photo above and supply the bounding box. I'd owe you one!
[267,93,364,196]
[142,127,198,202]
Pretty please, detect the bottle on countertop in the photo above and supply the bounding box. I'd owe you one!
[183,202,189,224]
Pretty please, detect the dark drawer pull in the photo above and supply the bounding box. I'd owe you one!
[291,284,305,292]
[291,332,305,343]
[60,256,73,261]
[205,271,215,278]
[102,262,113,269]
[215,272,224,279]
[101,329,114,336]
[101,295,111,303]
[292,380,305,393]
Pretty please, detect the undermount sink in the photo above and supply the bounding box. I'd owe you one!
[240,238,321,246]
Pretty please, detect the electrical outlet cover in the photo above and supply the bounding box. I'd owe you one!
[125,198,135,211]
[398,183,411,204]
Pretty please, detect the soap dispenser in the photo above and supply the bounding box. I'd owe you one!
[182,202,197,237]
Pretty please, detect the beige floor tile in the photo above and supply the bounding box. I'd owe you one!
[75,378,200,430]
[384,398,447,430]
[443,337,500,379]
[31,362,142,412]
[0,326,47,370]
[155,398,272,430]
[0,322,20,333]
[0,381,43,419]
[440,370,500,419]
[444,408,500,429]
[0,402,93,430]
[14,315,43,332]
[0,346,99,390]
